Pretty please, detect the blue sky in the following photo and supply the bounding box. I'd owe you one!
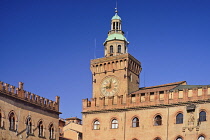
[1,0,210,119]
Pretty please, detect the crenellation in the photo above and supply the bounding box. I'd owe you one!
[4,83,9,92]
[107,96,113,107]
[91,58,129,75]
[0,81,3,90]
[10,85,15,94]
[83,86,210,112]
[0,81,59,112]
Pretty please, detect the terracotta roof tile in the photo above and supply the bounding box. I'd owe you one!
[132,81,186,94]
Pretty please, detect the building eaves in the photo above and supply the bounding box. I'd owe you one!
[170,85,210,91]
[131,81,186,94]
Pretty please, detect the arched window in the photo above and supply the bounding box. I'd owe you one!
[198,136,205,140]
[176,113,183,124]
[176,137,183,140]
[154,115,162,126]
[93,120,100,130]
[132,117,139,127]
[26,117,32,134]
[199,111,206,122]
[110,46,114,53]
[49,124,54,139]
[154,137,161,140]
[38,121,44,137]
[9,112,15,131]
[117,45,121,53]
[111,119,118,129]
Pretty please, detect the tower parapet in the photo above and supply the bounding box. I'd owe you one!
[0,81,60,113]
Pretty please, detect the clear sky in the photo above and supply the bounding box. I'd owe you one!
[1,0,210,119]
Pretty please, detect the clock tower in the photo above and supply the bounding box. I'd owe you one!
[91,10,142,98]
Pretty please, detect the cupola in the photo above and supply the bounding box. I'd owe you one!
[104,9,129,57]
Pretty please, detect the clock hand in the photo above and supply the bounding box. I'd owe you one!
[109,79,112,89]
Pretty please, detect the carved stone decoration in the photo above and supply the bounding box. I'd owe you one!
[196,126,200,131]
[186,104,196,112]
[188,112,195,131]
[182,127,186,132]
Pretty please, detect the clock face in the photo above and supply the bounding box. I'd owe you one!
[100,76,119,96]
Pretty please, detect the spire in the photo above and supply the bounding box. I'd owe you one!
[115,1,118,13]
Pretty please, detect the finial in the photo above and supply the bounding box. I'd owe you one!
[115,0,118,13]
[115,7,118,13]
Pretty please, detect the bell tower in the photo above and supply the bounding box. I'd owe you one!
[91,9,142,98]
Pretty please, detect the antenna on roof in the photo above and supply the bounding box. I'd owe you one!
[94,38,96,59]
[144,71,146,87]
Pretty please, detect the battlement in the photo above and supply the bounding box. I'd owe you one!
[91,53,141,76]
[82,85,210,113]
[0,81,60,113]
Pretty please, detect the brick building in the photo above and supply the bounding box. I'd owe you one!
[0,81,60,140]
[82,10,210,140]
[59,117,82,140]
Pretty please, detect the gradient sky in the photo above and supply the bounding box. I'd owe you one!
[1,0,210,119]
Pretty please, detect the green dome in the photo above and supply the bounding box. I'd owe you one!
[105,33,127,42]
[112,13,121,20]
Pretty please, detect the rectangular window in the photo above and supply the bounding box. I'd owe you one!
[150,92,154,101]
[179,91,183,98]
[159,91,164,100]
[188,90,192,97]
[198,89,202,96]
[141,93,145,102]
[131,94,136,103]
[208,88,210,95]
[169,92,173,99]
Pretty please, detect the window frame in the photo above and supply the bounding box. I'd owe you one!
[154,137,162,140]
[176,113,183,124]
[110,45,114,53]
[198,135,205,140]
[111,119,118,129]
[199,111,206,122]
[176,137,183,140]
[26,117,33,135]
[38,120,44,137]
[117,45,121,53]
[132,117,139,128]
[93,120,100,130]
[154,115,162,126]
[9,112,15,131]
[49,123,54,139]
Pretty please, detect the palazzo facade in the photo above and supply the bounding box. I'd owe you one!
[82,10,210,140]
[0,81,60,140]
